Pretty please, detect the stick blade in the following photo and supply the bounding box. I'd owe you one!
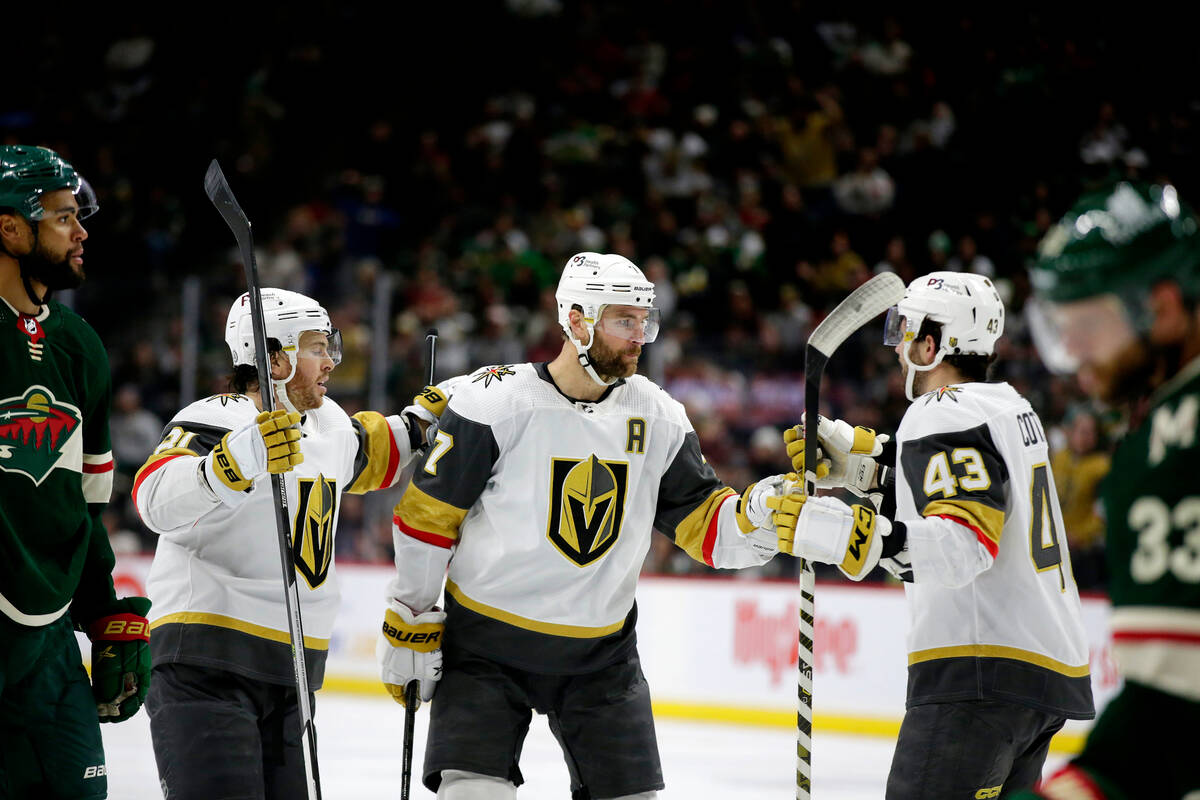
[204,159,252,238]
[808,271,906,357]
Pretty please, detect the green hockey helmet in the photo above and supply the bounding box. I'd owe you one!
[1028,181,1200,373]
[0,145,99,223]
[1030,181,1200,303]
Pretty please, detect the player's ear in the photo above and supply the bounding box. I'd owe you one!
[0,212,30,251]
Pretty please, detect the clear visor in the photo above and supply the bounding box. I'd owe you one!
[29,176,99,221]
[73,176,99,220]
[596,307,661,343]
[883,306,908,346]
[1026,294,1139,375]
[294,328,343,365]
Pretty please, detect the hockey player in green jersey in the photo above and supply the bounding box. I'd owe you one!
[782,271,1094,799]
[0,144,151,798]
[1014,181,1200,799]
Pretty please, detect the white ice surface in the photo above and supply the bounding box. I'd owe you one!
[102,692,1066,799]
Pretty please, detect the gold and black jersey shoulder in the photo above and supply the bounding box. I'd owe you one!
[653,430,732,567]
[900,422,1008,551]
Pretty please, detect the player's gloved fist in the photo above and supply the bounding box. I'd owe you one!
[206,412,302,501]
[403,374,469,452]
[377,599,445,707]
[781,426,831,484]
[85,596,152,722]
[205,409,302,504]
[786,414,888,495]
[791,495,892,580]
[736,473,805,557]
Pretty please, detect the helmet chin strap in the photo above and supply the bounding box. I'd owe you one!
[570,324,618,388]
[269,354,301,415]
[902,344,945,401]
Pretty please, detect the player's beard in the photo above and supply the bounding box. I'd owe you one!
[589,336,641,381]
[285,379,324,412]
[21,240,84,292]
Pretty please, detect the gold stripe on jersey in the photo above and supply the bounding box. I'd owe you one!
[446,579,626,638]
[347,410,399,494]
[924,498,1005,547]
[132,447,196,486]
[672,487,737,563]
[150,611,330,650]
[393,483,466,546]
[909,644,1090,678]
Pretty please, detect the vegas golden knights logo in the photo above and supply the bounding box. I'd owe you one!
[546,455,629,566]
[292,474,337,589]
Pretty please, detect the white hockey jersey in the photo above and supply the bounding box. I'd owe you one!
[389,363,771,673]
[894,382,1093,718]
[133,392,413,687]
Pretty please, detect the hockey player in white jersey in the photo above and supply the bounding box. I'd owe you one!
[782,272,1094,799]
[132,289,448,800]
[377,252,802,799]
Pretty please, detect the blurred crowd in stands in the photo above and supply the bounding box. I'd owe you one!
[8,4,1191,589]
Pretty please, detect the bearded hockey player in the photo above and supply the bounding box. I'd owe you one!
[1013,182,1200,799]
[377,252,802,799]
[0,145,151,799]
[132,288,448,800]
[783,271,1094,799]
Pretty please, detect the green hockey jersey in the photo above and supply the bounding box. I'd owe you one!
[1101,357,1200,701]
[0,297,117,627]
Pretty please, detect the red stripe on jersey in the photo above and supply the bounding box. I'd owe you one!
[83,459,114,474]
[934,513,999,559]
[379,429,401,489]
[131,454,186,517]
[702,494,738,567]
[393,513,455,549]
[1113,630,1200,645]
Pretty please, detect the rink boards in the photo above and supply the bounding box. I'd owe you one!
[104,555,1118,753]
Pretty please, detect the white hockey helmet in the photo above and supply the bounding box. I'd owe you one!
[225,288,340,366]
[884,271,1004,400]
[225,289,341,410]
[555,252,658,386]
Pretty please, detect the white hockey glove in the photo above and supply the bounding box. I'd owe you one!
[735,473,806,558]
[784,415,888,495]
[203,410,302,505]
[786,494,893,580]
[377,599,445,707]
[879,543,913,583]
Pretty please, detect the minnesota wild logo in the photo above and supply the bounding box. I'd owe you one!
[0,386,83,485]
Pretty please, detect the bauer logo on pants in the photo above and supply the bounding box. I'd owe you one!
[292,474,337,589]
[546,454,628,566]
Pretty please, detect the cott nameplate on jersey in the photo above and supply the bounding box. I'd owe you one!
[0,385,82,485]
[546,455,629,566]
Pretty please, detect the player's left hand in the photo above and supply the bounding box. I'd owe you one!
[785,415,888,495]
[85,596,152,722]
[403,374,469,451]
[736,474,806,557]
[784,494,892,580]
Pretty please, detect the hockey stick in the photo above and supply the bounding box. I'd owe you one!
[796,271,906,800]
[401,327,438,800]
[204,160,323,800]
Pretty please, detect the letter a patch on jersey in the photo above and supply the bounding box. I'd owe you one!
[292,474,338,589]
[546,455,629,566]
